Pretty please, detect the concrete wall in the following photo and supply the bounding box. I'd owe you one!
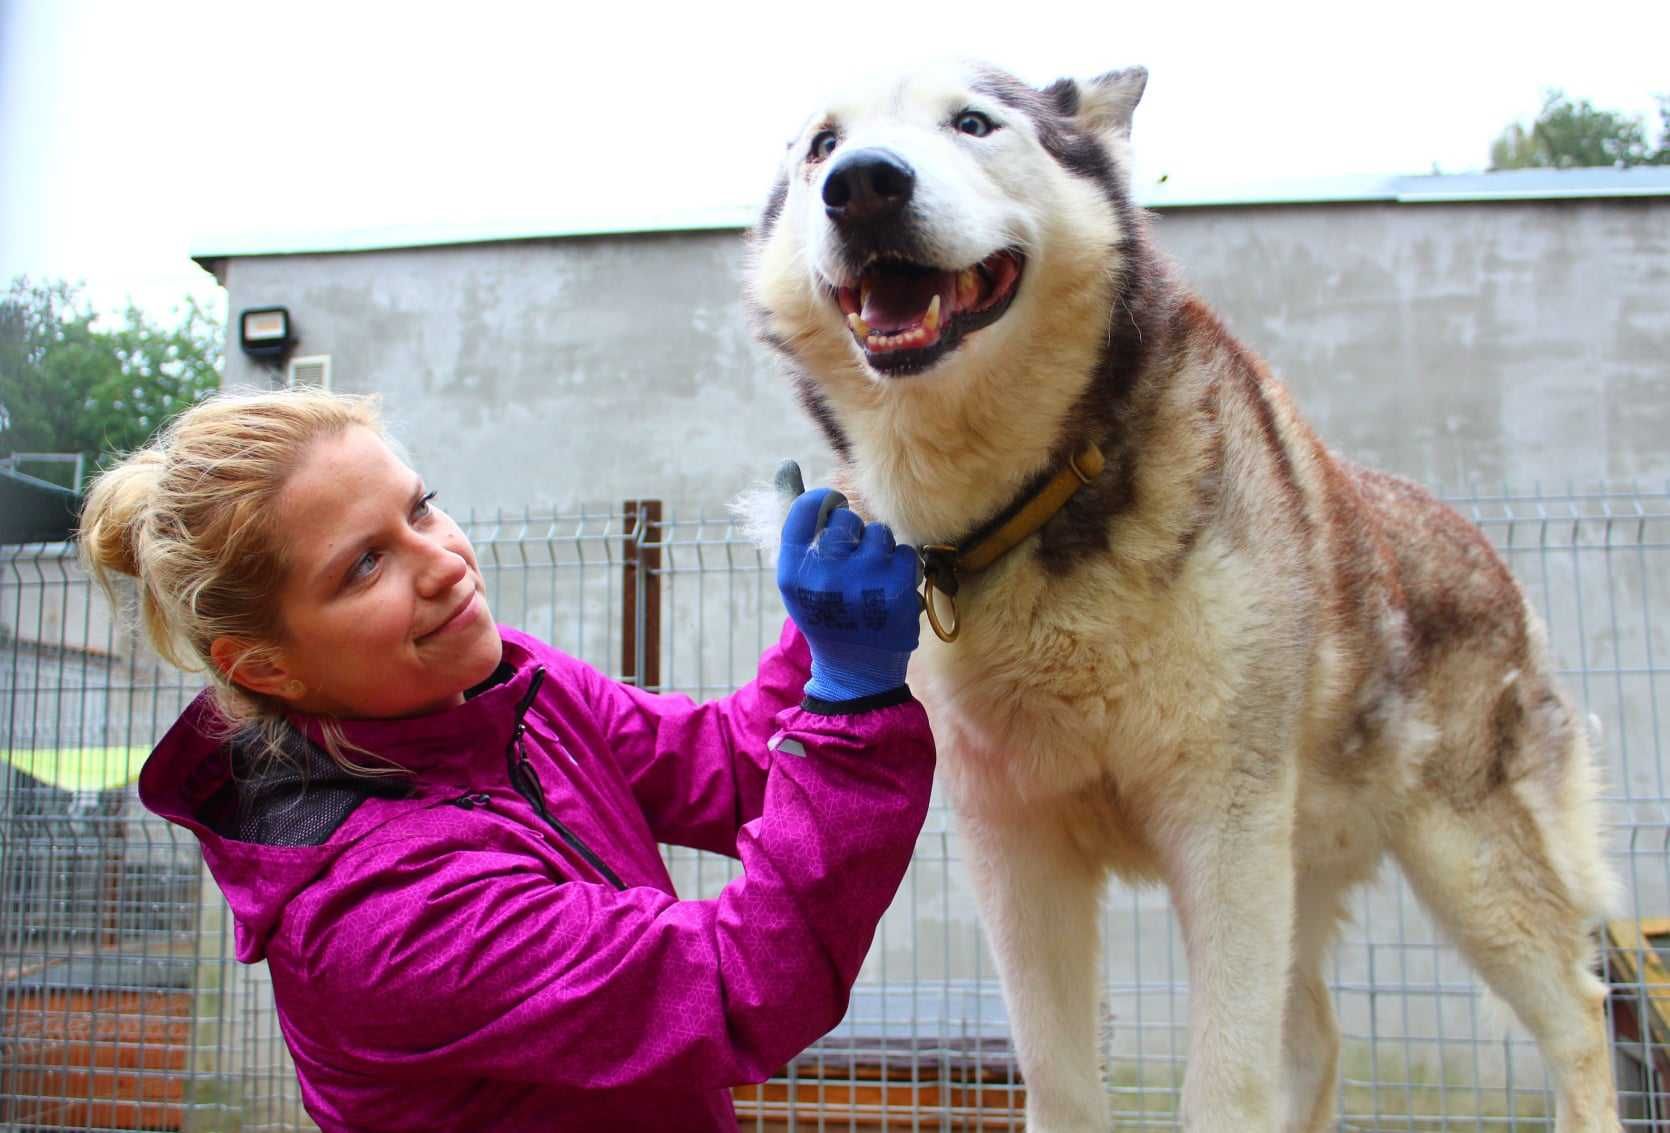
[1156,198,1670,490]
[218,234,833,518]
[216,195,1670,516]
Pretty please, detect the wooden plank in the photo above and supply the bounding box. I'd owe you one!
[2,988,191,1129]
[620,499,662,688]
[640,500,662,691]
[1607,918,1670,1049]
[730,1036,1026,1129]
[623,499,641,685]
[732,1077,1026,1129]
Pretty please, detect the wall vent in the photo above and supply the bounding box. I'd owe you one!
[286,354,332,389]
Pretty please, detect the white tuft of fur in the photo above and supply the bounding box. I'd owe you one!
[730,483,793,564]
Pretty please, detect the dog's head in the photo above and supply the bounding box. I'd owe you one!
[748,61,1148,390]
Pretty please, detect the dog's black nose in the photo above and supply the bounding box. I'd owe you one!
[823,148,915,224]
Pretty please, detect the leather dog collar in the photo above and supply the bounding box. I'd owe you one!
[919,441,1105,642]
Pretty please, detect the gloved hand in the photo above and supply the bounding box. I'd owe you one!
[775,462,922,704]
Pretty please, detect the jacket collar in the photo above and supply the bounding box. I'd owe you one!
[136,626,544,964]
[140,625,542,831]
[282,629,539,777]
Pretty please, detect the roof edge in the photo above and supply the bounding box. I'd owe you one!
[193,167,1670,260]
[190,207,761,263]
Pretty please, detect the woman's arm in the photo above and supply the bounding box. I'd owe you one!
[289,696,933,1093]
[577,482,923,857]
[575,619,812,856]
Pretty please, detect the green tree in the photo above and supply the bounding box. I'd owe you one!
[0,279,118,471]
[0,278,223,488]
[86,298,225,456]
[1490,90,1656,169]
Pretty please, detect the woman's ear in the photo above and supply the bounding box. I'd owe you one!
[210,636,305,703]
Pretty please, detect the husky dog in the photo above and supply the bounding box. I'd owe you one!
[744,62,1618,1133]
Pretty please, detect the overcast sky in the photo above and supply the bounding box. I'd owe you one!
[1,0,1664,320]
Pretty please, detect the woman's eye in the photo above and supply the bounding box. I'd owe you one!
[809,130,839,161]
[415,490,438,519]
[350,551,381,581]
[955,110,995,137]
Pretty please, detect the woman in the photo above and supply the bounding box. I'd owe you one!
[78,388,933,1132]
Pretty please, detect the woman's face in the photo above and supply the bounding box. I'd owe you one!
[262,426,503,719]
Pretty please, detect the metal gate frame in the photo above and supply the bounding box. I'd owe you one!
[3,486,1668,1130]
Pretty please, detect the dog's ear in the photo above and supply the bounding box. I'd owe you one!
[1045,67,1147,139]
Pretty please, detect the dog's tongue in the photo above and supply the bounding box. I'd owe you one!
[861,266,950,332]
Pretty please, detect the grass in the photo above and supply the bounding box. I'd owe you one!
[1,744,151,791]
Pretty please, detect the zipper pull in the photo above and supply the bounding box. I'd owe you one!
[451,792,492,810]
[514,739,558,810]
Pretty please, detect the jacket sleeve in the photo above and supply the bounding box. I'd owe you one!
[579,618,814,855]
[292,699,934,1094]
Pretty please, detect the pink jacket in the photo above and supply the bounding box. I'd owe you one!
[139,622,935,1131]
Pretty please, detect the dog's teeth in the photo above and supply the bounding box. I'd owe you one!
[957,269,978,308]
[922,294,941,334]
[863,324,941,353]
[848,312,870,338]
[861,281,872,309]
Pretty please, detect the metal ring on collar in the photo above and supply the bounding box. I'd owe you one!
[923,574,960,643]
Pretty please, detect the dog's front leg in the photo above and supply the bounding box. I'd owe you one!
[964,808,1110,1132]
[1158,766,1296,1133]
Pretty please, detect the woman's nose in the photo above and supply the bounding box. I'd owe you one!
[415,534,470,596]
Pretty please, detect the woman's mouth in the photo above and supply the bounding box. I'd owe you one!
[419,591,482,642]
[833,247,1025,376]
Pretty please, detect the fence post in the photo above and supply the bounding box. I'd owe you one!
[621,500,662,689]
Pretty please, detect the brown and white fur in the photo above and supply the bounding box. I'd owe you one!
[744,62,1618,1132]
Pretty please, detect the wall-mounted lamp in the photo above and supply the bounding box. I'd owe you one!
[239,307,294,361]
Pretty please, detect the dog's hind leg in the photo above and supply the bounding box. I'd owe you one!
[1390,784,1617,1133]
[1281,877,1351,1133]
[964,809,1111,1132]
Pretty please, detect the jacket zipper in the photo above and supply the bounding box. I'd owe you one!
[505,668,627,891]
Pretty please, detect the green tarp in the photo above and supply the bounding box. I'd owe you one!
[2,745,151,792]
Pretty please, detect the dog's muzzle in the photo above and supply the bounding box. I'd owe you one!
[823,148,916,227]
[817,146,1026,377]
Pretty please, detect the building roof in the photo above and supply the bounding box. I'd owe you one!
[0,465,80,545]
[192,166,1670,263]
[1141,166,1670,208]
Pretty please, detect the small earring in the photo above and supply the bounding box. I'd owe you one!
[285,680,305,697]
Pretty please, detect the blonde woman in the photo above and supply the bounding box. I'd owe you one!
[80,388,932,1132]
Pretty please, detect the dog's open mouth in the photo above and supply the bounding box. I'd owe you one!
[834,249,1024,376]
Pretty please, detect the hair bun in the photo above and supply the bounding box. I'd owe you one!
[78,447,166,580]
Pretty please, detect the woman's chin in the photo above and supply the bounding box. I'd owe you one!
[469,632,506,685]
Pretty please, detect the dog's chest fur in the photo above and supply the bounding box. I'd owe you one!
[893,317,1446,883]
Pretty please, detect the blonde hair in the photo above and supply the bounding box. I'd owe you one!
[79,386,394,773]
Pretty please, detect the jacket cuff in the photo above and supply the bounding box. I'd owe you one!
[800,684,914,716]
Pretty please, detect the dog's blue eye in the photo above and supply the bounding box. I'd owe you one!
[810,130,839,161]
[955,111,995,137]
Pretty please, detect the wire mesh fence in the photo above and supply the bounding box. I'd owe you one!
[2,487,1667,1130]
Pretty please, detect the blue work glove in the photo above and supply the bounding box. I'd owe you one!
[775,463,922,705]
